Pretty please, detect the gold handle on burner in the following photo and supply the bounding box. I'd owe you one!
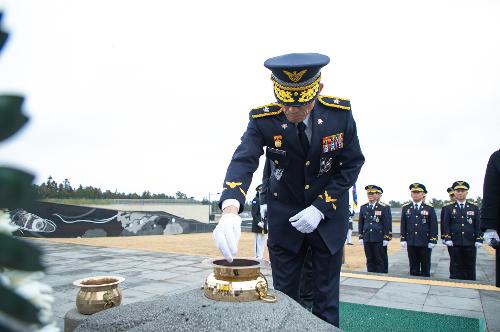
[256,273,277,303]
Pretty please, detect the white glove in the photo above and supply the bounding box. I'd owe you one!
[428,243,436,249]
[289,205,324,233]
[260,204,267,220]
[383,240,389,247]
[475,242,482,248]
[484,229,500,246]
[441,239,446,245]
[400,241,407,248]
[213,213,242,262]
[358,239,364,245]
[445,240,453,247]
[257,221,264,228]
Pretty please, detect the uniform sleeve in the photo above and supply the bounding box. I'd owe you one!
[400,208,407,241]
[312,110,365,216]
[358,206,364,239]
[474,206,483,243]
[442,206,451,241]
[383,207,392,241]
[260,158,272,205]
[481,150,500,231]
[219,118,265,213]
[429,208,438,244]
[386,206,393,240]
[440,207,446,240]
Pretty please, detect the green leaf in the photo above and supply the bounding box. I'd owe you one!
[0,234,44,271]
[0,95,29,142]
[0,283,41,325]
[0,167,35,209]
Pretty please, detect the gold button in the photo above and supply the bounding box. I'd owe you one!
[462,224,464,227]
[305,185,310,189]
[415,232,418,234]
[415,224,417,226]
[275,160,279,164]
[305,161,310,166]
[462,232,464,234]
[273,192,278,197]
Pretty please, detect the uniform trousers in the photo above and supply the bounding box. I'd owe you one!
[383,246,389,273]
[254,233,267,259]
[363,242,385,273]
[449,246,476,280]
[407,246,432,277]
[299,247,313,310]
[268,231,343,327]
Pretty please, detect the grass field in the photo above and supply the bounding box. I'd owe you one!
[35,234,401,270]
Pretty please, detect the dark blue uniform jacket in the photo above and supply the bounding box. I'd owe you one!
[219,96,365,255]
[358,202,391,242]
[442,202,482,246]
[400,203,438,247]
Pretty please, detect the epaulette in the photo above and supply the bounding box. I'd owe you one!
[423,202,434,207]
[443,201,454,207]
[250,103,283,119]
[402,202,411,207]
[467,201,478,206]
[378,201,388,207]
[317,95,351,111]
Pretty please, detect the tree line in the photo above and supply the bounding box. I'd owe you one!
[33,176,194,200]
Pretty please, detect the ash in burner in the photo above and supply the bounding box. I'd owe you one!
[213,259,259,267]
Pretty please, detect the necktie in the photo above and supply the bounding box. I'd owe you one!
[297,122,309,154]
[414,204,418,211]
[460,203,464,211]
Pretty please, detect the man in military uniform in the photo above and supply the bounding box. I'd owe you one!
[377,191,392,273]
[358,185,391,273]
[251,184,268,259]
[400,183,438,277]
[442,181,482,280]
[213,53,365,326]
[441,187,456,243]
[481,150,500,286]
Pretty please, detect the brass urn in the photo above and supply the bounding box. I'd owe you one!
[203,258,276,303]
[73,276,125,315]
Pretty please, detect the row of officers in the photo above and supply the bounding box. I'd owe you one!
[358,181,482,280]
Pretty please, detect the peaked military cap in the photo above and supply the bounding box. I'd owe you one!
[409,183,427,194]
[452,181,470,190]
[264,53,330,106]
[0,12,9,53]
[447,187,455,194]
[365,185,383,194]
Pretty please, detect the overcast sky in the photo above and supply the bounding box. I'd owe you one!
[0,0,499,206]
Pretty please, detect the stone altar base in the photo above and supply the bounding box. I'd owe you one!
[74,288,340,331]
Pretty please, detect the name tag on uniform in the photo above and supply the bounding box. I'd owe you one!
[467,211,474,216]
[375,211,382,216]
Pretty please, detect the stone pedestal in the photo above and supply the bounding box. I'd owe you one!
[64,307,90,332]
[74,288,340,331]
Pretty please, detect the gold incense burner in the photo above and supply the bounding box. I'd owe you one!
[203,258,276,303]
[73,276,124,315]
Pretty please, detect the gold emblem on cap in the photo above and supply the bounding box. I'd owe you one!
[283,69,307,83]
[412,183,419,188]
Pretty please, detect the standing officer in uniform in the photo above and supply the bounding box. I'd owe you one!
[376,189,392,273]
[442,181,482,280]
[481,150,500,287]
[251,184,268,259]
[400,183,438,277]
[213,53,365,327]
[358,185,391,273]
[441,187,456,243]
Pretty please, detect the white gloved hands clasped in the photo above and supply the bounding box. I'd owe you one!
[383,240,389,247]
[484,229,500,246]
[400,241,407,249]
[260,204,267,220]
[475,242,482,248]
[428,243,436,249]
[358,239,364,245]
[289,205,323,233]
[445,240,453,247]
[257,221,264,228]
[213,213,242,262]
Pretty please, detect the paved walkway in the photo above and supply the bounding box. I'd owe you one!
[31,240,500,332]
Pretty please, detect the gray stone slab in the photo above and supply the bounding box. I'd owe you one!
[380,282,430,294]
[139,271,181,281]
[487,318,500,331]
[428,285,480,299]
[75,289,339,332]
[371,289,427,305]
[341,278,387,289]
[169,266,204,273]
[422,305,484,319]
[424,294,483,311]
[47,252,96,259]
[367,298,423,311]
[127,281,193,295]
